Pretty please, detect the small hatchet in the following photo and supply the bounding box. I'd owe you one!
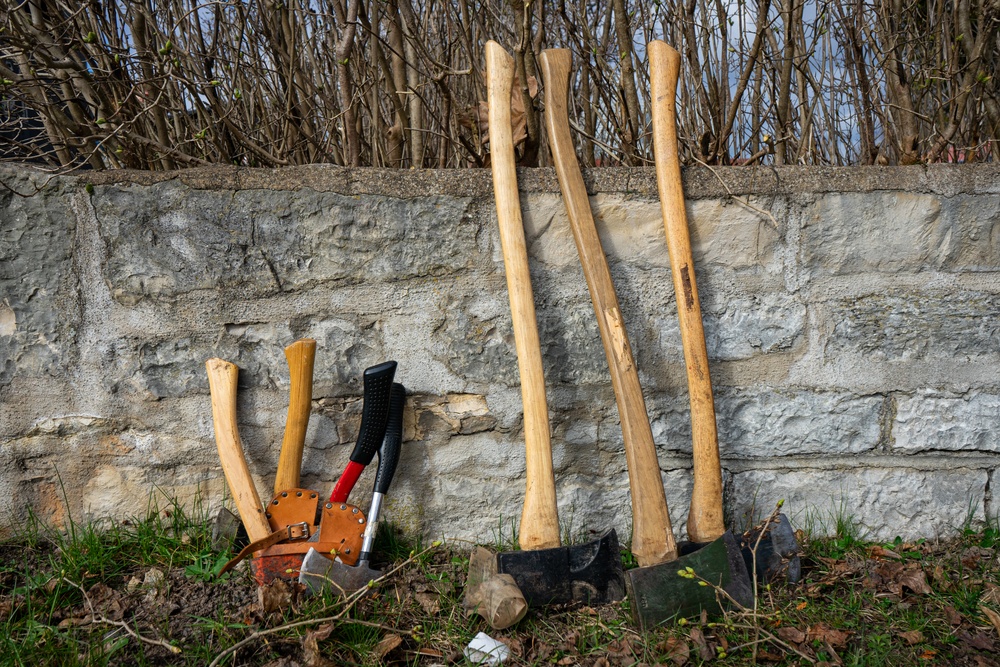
[299,382,406,595]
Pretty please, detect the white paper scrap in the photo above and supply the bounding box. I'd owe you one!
[463,631,510,664]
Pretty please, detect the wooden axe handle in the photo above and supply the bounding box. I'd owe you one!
[540,48,677,566]
[274,338,317,494]
[485,41,561,551]
[649,41,726,543]
[205,358,272,542]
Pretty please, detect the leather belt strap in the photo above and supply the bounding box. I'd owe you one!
[220,521,310,575]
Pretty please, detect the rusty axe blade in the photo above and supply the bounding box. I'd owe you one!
[497,529,626,606]
[300,383,406,595]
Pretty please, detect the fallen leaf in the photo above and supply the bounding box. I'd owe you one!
[958,629,996,651]
[413,591,440,614]
[606,636,635,658]
[981,606,1000,637]
[944,605,963,625]
[688,627,713,661]
[258,579,295,615]
[898,630,924,645]
[961,547,994,568]
[807,623,850,648]
[261,658,301,667]
[374,633,403,659]
[58,615,92,628]
[656,636,690,666]
[776,626,806,644]
[301,623,335,667]
[870,545,902,560]
[897,567,932,595]
[757,650,784,662]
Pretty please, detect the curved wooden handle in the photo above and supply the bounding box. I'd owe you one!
[274,338,317,494]
[485,41,560,551]
[649,41,725,543]
[540,48,676,566]
[205,358,272,542]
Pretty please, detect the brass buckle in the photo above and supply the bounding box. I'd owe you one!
[286,521,310,541]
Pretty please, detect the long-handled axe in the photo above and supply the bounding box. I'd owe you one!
[540,48,751,628]
[649,40,800,587]
[486,41,625,607]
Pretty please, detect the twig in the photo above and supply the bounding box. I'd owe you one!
[61,578,182,655]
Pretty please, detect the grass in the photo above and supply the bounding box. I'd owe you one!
[2,501,1000,666]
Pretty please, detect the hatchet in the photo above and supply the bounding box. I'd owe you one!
[299,382,406,595]
[486,41,625,607]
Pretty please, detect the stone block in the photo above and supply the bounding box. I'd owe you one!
[728,467,987,540]
[827,291,1000,361]
[801,192,947,274]
[0,173,79,386]
[894,391,1000,452]
[94,182,476,302]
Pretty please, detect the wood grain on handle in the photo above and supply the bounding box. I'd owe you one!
[485,41,561,551]
[205,358,272,542]
[274,338,317,494]
[540,48,677,566]
[648,40,725,543]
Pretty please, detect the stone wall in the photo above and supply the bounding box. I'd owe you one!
[1,164,998,543]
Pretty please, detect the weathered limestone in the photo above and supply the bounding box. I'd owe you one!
[2,164,999,542]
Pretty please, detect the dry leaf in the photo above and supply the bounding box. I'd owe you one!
[374,633,403,659]
[897,567,932,595]
[981,606,1000,636]
[258,579,295,615]
[958,629,996,651]
[301,622,336,667]
[944,606,963,625]
[898,630,924,645]
[689,627,714,661]
[414,591,441,614]
[870,545,902,560]
[776,626,806,644]
[807,623,850,648]
[657,636,690,666]
[475,75,538,148]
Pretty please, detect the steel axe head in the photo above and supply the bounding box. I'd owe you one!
[496,529,625,607]
[625,530,753,630]
[739,513,802,584]
[299,547,382,596]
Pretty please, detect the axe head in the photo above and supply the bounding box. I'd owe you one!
[625,531,752,630]
[496,529,625,607]
[739,513,802,584]
[298,548,382,596]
